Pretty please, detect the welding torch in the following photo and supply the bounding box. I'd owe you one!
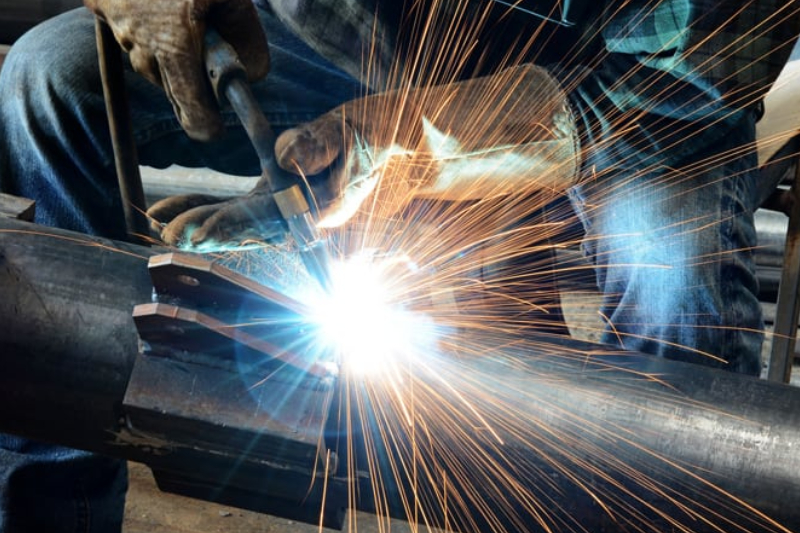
[204,30,332,291]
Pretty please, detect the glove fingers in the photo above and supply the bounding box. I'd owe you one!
[147,193,225,234]
[275,113,347,176]
[149,193,285,249]
[191,194,285,246]
[157,48,225,142]
[160,203,224,247]
[148,193,225,223]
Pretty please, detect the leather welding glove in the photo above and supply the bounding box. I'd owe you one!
[85,0,270,141]
[275,63,580,228]
[146,190,284,250]
[147,64,579,249]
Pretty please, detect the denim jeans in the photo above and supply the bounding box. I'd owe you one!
[0,7,364,532]
[567,104,765,376]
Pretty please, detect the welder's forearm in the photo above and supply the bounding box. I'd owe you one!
[407,64,580,201]
[412,139,580,202]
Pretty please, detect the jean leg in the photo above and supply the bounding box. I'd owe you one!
[569,110,764,375]
[1,8,135,240]
[0,436,127,533]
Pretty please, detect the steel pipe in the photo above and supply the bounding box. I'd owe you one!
[358,338,800,532]
[2,216,800,532]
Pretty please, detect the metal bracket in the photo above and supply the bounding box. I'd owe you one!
[123,252,344,527]
[0,192,35,221]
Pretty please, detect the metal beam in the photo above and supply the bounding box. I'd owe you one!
[0,217,347,527]
[2,216,800,532]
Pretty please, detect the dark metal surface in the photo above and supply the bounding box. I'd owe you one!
[95,18,151,244]
[3,216,800,531]
[0,216,346,527]
[0,217,150,450]
[124,325,345,528]
[352,342,800,532]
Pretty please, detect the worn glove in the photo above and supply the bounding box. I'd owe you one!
[85,0,270,141]
[147,187,284,250]
[148,64,579,249]
[275,64,580,228]
[146,173,338,249]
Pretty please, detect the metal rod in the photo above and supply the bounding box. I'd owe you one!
[203,28,293,192]
[95,18,150,245]
[767,153,800,383]
[2,216,800,531]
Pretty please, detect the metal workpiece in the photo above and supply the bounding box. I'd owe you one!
[3,216,800,531]
[0,217,149,450]
[132,251,334,379]
[96,18,150,244]
[0,216,347,527]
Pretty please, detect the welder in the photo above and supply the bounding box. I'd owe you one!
[0,0,798,531]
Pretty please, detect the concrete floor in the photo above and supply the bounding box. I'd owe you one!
[124,462,339,533]
[123,464,429,533]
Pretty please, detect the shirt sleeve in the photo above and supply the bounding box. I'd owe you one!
[562,0,800,175]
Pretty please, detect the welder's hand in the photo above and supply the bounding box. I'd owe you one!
[85,0,269,141]
[274,64,579,228]
[147,189,286,250]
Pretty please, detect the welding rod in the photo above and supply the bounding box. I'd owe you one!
[204,30,332,290]
[95,18,150,245]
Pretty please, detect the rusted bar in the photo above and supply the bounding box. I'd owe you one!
[767,152,800,383]
[95,18,150,244]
